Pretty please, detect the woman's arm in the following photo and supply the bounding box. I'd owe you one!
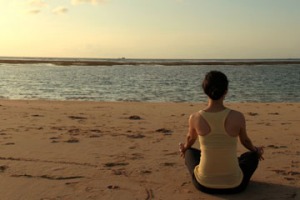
[180,114,198,157]
[238,113,264,160]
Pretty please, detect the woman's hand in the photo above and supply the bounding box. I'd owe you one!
[179,143,186,158]
[255,146,265,161]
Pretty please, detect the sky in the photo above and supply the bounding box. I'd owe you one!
[0,0,299,59]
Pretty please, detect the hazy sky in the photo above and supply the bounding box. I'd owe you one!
[0,0,299,59]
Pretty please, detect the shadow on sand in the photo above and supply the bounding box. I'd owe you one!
[215,181,299,200]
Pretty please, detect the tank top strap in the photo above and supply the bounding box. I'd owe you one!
[199,108,231,134]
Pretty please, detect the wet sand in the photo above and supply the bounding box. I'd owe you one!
[0,100,299,199]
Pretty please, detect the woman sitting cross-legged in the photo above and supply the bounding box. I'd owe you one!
[179,70,264,194]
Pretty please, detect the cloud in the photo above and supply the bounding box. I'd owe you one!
[28,8,41,14]
[28,0,48,7]
[71,0,105,5]
[52,6,68,14]
[26,0,47,14]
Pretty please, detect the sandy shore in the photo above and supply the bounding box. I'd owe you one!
[0,100,299,200]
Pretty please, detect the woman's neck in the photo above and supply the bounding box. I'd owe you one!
[204,98,226,112]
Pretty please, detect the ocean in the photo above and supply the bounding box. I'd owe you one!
[0,58,299,102]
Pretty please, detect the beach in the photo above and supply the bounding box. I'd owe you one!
[0,100,299,200]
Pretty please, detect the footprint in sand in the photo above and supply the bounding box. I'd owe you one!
[4,142,15,145]
[107,185,120,189]
[50,136,61,143]
[281,122,291,125]
[49,136,61,140]
[272,169,300,176]
[129,145,137,150]
[128,115,142,120]
[104,162,129,167]
[145,188,154,200]
[0,165,8,172]
[51,126,65,131]
[31,114,44,117]
[267,145,287,149]
[164,152,179,156]
[127,133,145,139]
[268,112,279,115]
[162,162,176,167]
[284,177,295,181]
[65,181,79,186]
[130,153,144,160]
[90,129,101,133]
[11,174,84,180]
[64,137,80,143]
[140,170,152,175]
[89,134,101,138]
[112,169,127,176]
[68,129,81,136]
[248,112,258,116]
[89,129,102,138]
[155,128,173,135]
[68,116,87,120]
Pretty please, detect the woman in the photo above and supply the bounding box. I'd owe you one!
[179,71,264,194]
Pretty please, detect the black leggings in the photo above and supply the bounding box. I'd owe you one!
[185,148,259,194]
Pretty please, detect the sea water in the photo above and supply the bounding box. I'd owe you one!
[0,59,299,102]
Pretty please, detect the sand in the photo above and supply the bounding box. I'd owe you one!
[0,100,299,200]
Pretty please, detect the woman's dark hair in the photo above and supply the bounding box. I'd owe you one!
[202,71,228,100]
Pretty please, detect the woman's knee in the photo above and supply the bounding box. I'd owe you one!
[241,151,259,162]
[185,148,200,160]
[184,148,201,176]
[249,151,259,167]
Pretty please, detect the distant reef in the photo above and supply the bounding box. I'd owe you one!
[0,58,300,66]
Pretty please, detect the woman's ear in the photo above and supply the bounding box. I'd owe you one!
[222,90,228,99]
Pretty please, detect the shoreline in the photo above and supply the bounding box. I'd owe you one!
[0,100,299,199]
[1,99,300,104]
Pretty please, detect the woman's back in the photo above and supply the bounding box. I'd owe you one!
[195,108,244,137]
[193,108,243,189]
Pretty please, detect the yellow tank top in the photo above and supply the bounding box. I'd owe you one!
[194,108,243,189]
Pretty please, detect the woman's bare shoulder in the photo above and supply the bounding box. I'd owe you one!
[228,109,245,121]
[189,111,201,120]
